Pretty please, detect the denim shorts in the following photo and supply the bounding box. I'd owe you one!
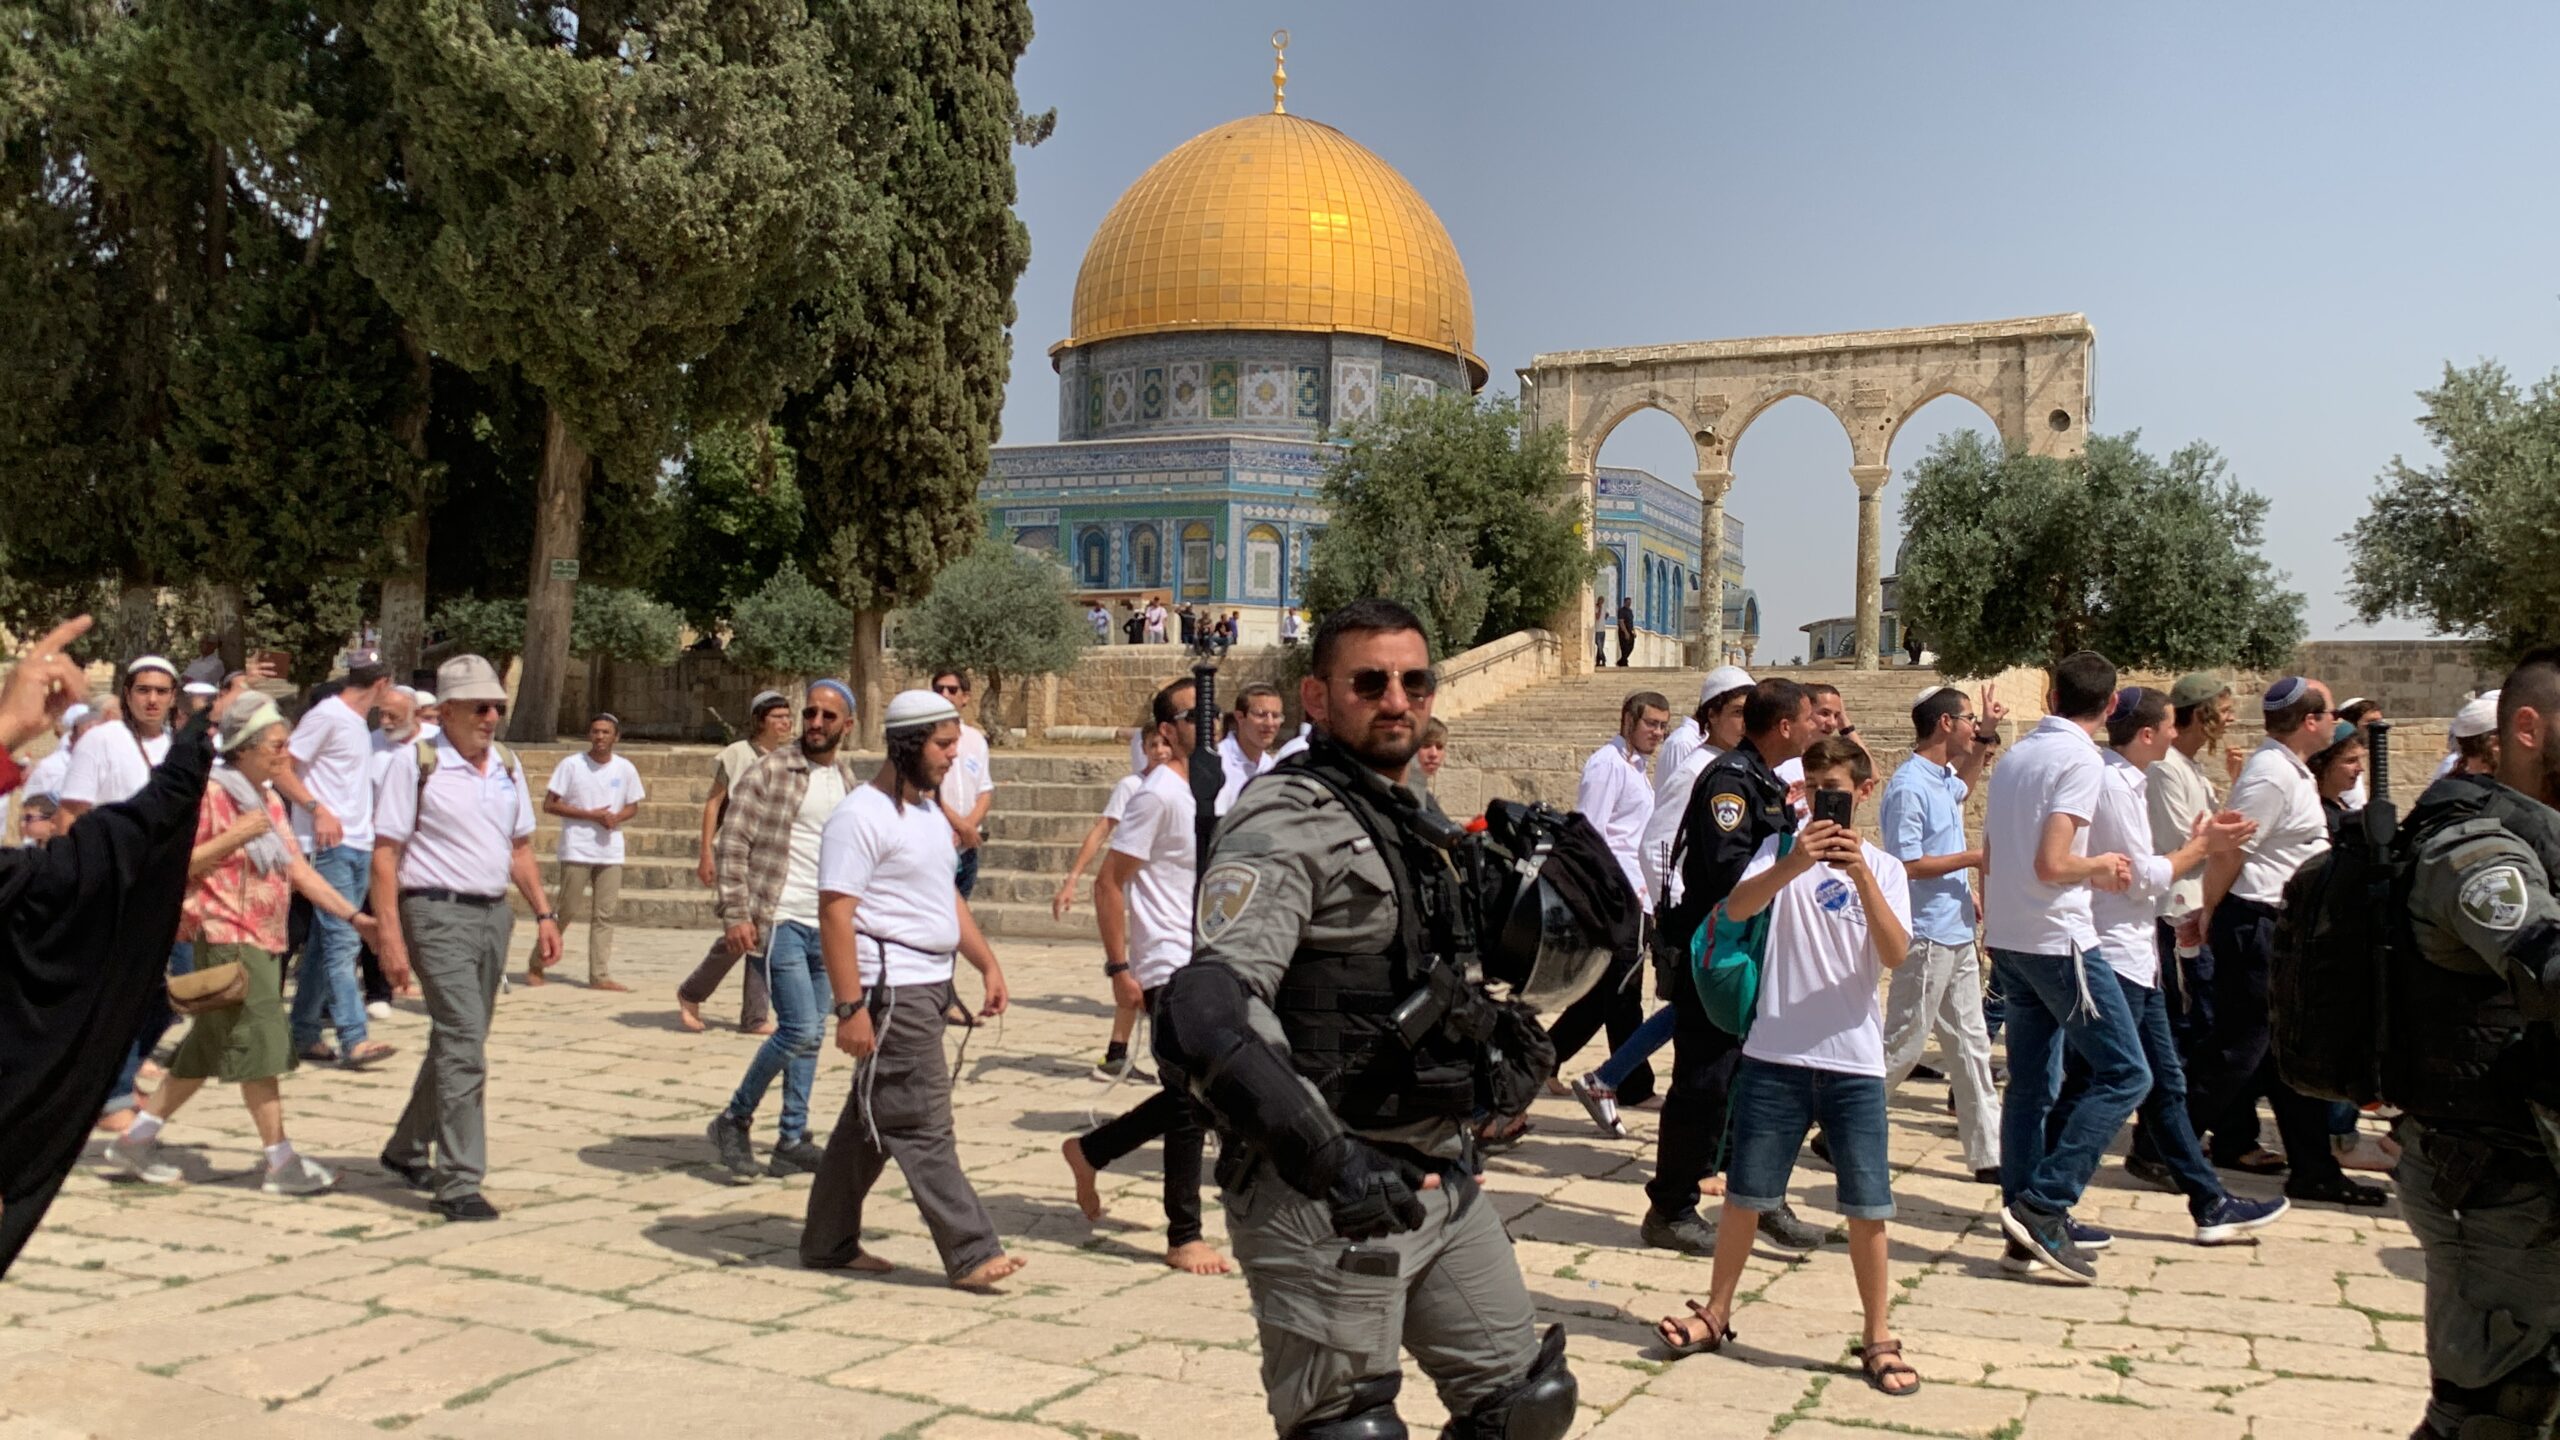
[1725,1055,1896,1220]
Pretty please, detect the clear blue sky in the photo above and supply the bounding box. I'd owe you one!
[1000,4,2559,658]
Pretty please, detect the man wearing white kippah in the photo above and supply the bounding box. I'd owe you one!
[529,712,644,991]
[2440,692,2500,781]
[802,688,1024,1289]
[65,655,185,1132]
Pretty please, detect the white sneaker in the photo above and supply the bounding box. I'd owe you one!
[366,1001,394,1021]
[262,1153,337,1196]
[102,1134,179,1185]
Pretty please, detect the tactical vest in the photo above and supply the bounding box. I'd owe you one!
[1266,741,1482,1129]
[2386,776,2560,1143]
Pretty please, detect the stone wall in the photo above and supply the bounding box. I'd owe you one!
[2292,640,2500,716]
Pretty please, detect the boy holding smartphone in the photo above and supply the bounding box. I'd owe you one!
[1654,736,1921,1397]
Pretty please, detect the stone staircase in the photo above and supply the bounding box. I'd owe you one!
[510,743,1136,944]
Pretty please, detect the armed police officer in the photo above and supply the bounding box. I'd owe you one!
[1155,599,1622,1439]
[2395,646,2560,1440]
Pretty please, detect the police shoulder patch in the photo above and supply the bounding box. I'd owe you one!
[1711,793,1745,832]
[2458,863,2530,932]
[1198,862,1261,945]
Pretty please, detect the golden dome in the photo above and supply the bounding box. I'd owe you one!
[1064,110,1484,388]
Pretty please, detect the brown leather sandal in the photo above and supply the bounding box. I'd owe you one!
[1855,1338,1921,1396]
[1655,1300,1734,1356]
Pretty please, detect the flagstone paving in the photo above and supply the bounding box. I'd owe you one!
[4,928,2430,1437]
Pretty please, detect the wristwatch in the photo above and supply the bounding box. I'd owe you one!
[535,911,560,924]
[1103,960,1131,978]
[831,999,865,1021]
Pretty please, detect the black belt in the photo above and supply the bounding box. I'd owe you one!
[401,887,504,907]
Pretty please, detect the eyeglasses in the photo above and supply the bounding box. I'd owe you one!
[933,684,964,696]
[468,701,505,718]
[1346,667,1438,701]
[802,706,845,722]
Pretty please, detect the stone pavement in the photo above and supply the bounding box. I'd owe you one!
[4,927,2430,1439]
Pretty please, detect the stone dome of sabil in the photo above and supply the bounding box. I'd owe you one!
[1062,107,1485,389]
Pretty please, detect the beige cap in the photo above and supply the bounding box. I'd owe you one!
[436,654,507,704]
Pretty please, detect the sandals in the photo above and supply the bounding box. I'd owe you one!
[338,1041,399,1071]
[1855,1338,1921,1396]
[1655,1301,1735,1356]
[2221,1148,2288,1175]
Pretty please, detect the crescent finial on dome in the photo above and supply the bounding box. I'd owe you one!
[1271,29,1289,115]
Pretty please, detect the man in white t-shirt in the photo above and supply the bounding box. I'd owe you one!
[1215,682,1286,815]
[273,662,395,1069]
[2188,676,2389,1210]
[529,713,645,991]
[1652,736,1916,1382]
[65,656,185,1130]
[2076,688,2288,1245]
[1143,598,1168,644]
[1061,678,1231,1274]
[931,671,996,900]
[802,689,1024,1290]
[1981,650,2140,1285]
[708,681,858,1182]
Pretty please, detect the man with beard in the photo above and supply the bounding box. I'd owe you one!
[1151,599,1583,1438]
[706,682,860,1180]
[801,689,1022,1290]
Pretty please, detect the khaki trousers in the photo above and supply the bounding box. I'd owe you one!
[543,862,621,982]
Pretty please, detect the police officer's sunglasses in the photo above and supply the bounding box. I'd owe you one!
[1345,667,1438,701]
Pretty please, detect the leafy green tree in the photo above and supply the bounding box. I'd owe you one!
[892,536,1084,746]
[659,425,806,632]
[789,0,1039,744]
[728,562,857,678]
[2346,361,2560,661]
[432,595,526,668]
[1896,430,2305,677]
[571,586,682,668]
[339,0,865,740]
[1302,392,1597,661]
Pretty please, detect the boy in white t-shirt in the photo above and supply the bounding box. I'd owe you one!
[1060,678,1231,1275]
[530,713,646,990]
[1656,736,1920,1396]
[1054,724,1173,1079]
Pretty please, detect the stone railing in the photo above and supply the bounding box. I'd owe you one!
[1432,629,1564,722]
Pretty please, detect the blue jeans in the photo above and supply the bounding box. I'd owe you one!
[724,921,831,1143]
[105,942,190,1114]
[290,844,371,1052]
[1596,1006,1678,1090]
[1992,947,2150,1218]
[2049,965,2224,1217]
[1725,1056,1895,1220]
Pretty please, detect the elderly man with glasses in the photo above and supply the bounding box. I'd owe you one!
[369,654,561,1222]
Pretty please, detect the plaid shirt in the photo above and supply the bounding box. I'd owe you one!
[713,744,859,937]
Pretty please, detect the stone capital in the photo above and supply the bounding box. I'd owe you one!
[1693,468,1735,502]
[1849,462,1891,496]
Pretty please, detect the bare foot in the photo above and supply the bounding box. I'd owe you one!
[745,1020,777,1037]
[1698,1175,1727,1198]
[1165,1241,1232,1275]
[952,1254,1027,1291]
[846,1253,895,1274]
[676,996,706,1033]
[1062,1137,1105,1221]
[523,965,547,987]
[589,979,631,993]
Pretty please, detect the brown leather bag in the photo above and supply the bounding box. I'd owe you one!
[168,959,246,1016]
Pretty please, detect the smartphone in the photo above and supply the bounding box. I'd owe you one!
[1809,789,1853,865]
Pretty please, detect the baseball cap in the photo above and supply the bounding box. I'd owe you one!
[2168,672,2230,709]
[1696,665,1754,704]
[883,688,960,732]
[435,654,508,704]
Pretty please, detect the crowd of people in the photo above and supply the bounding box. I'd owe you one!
[1083,596,1301,654]
[7,611,2559,1440]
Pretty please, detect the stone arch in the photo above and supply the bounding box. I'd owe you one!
[1522,313,2094,671]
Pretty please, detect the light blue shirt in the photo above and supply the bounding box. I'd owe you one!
[1879,752,1972,946]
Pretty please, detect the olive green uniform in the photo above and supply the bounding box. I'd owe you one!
[1196,771,1539,1435]
[2399,786,2560,1440]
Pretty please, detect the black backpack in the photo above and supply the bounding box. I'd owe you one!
[2269,721,2401,1105]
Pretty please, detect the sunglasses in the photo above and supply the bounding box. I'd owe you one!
[933,684,965,696]
[1346,667,1438,701]
[467,701,505,717]
[802,706,846,721]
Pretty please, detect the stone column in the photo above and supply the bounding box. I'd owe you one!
[1552,459,1599,675]
[1695,468,1733,666]
[1851,462,1890,671]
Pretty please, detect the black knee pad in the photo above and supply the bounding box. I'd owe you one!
[1442,1324,1575,1440]
[1289,1372,1406,1439]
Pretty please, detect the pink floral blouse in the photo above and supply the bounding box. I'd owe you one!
[180,783,295,953]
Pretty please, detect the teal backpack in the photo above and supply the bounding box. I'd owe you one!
[1689,833,1794,1039]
